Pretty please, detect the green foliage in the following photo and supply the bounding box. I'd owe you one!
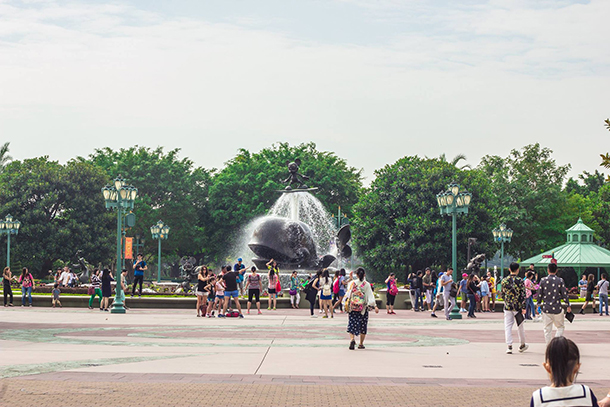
[0,158,114,276]
[478,144,571,259]
[565,170,605,196]
[208,142,363,259]
[600,118,610,181]
[84,146,214,262]
[0,142,10,171]
[351,156,495,281]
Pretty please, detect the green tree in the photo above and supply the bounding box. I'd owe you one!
[0,142,11,171]
[0,158,114,276]
[478,144,571,260]
[351,156,495,281]
[84,146,214,265]
[208,142,363,260]
[600,118,610,181]
[565,170,605,196]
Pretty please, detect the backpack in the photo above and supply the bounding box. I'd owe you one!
[226,310,240,317]
[322,279,332,296]
[349,282,366,312]
[333,278,341,294]
[388,281,398,296]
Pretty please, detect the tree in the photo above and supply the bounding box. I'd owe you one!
[0,142,11,172]
[600,118,610,181]
[438,153,472,170]
[565,170,605,196]
[208,142,363,260]
[351,156,495,282]
[84,146,214,265]
[478,144,571,260]
[0,158,115,276]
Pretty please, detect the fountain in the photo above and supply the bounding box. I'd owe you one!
[246,159,351,271]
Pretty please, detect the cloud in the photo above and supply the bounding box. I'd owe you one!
[0,0,608,183]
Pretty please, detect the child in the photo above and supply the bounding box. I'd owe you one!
[530,337,598,406]
[52,283,62,308]
[213,277,225,318]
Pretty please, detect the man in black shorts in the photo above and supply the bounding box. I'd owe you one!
[219,266,244,318]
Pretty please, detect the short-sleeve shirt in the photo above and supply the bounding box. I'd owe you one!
[440,275,452,297]
[222,271,239,292]
[134,260,147,276]
[598,280,609,296]
[247,274,261,290]
[459,279,467,293]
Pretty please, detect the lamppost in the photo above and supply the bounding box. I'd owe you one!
[437,181,472,320]
[150,220,170,283]
[492,224,513,279]
[332,206,349,229]
[0,214,21,268]
[102,175,138,314]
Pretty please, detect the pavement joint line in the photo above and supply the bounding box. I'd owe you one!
[255,339,274,375]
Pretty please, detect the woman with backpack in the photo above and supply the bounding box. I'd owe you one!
[385,272,398,314]
[317,269,333,318]
[18,267,34,307]
[346,267,378,349]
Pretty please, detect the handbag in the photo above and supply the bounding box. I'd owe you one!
[449,283,458,298]
[289,288,297,296]
[87,286,95,295]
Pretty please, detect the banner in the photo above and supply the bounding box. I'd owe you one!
[124,237,133,260]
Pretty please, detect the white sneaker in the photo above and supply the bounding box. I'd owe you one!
[311,315,318,318]
[519,344,529,353]
[506,346,513,354]
[319,309,323,314]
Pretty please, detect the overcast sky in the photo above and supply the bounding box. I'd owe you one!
[1,0,608,184]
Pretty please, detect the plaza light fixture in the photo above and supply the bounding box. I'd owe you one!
[437,182,472,320]
[0,214,21,268]
[102,175,138,314]
[150,220,170,283]
[492,223,513,278]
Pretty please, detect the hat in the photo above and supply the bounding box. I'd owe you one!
[438,272,444,276]
[462,273,468,278]
[237,258,243,262]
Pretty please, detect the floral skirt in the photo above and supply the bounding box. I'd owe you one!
[347,310,369,336]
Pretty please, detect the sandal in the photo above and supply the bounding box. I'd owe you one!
[349,340,356,350]
[358,344,365,349]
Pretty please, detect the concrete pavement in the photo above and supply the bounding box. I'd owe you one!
[1,307,609,406]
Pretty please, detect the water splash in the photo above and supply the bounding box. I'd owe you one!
[226,192,338,271]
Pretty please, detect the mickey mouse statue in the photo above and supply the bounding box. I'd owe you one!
[283,158,310,190]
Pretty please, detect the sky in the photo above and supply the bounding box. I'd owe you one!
[1,0,609,184]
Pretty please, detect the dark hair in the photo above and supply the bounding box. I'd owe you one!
[447,267,453,272]
[102,269,110,278]
[21,267,28,277]
[530,263,535,267]
[602,273,608,280]
[93,268,99,275]
[251,266,257,272]
[356,267,365,281]
[54,283,58,288]
[269,268,275,278]
[334,270,340,277]
[545,337,580,387]
[417,270,423,276]
[548,263,558,273]
[322,269,330,279]
[526,271,534,279]
[122,269,127,273]
[587,274,595,283]
[509,262,520,272]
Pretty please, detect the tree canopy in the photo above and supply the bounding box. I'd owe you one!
[351,156,495,281]
[0,157,114,276]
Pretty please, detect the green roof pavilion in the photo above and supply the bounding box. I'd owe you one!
[521,218,610,277]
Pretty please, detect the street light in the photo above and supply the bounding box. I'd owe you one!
[492,223,513,278]
[332,206,349,229]
[102,175,138,314]
[150,220,170,283]
[437,181,472,320]
[0,214,21,268]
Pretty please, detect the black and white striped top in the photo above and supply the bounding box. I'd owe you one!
[91,275,101,289]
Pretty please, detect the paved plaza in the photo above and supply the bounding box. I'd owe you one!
[1,306,609,406]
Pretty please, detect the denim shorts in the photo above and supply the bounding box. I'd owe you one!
[216,294,224,300]
[225,290,239,298]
